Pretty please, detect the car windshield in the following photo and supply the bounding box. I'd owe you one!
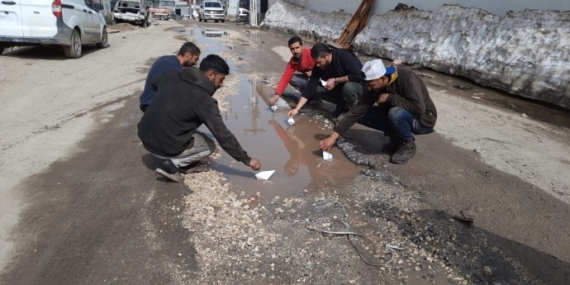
[205,2,221,8]
[117,1,140,8]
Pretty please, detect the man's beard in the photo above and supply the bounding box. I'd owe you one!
[210,78,219,91]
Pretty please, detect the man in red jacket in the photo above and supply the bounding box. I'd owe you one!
[269,36,315,105]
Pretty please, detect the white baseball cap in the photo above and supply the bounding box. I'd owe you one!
[361,59,396,81]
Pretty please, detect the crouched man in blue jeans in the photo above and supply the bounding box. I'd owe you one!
[319,59,437,164]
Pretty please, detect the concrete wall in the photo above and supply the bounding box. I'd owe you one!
[284,0,570,16]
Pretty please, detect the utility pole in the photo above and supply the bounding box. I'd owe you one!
[249,0,257,26]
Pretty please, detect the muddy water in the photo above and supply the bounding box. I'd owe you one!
[210,77,361,201]
[182,27,361,201]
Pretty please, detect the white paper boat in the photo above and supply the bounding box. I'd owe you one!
[287,118,295,126]
[323,151,333,162]
[320,79,327,86]
[255,170,275,180]
[270,105,278,112]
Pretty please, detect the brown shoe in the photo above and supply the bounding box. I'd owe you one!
[179,161,209,174]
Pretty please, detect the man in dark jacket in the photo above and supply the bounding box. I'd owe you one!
[139,42,201,113]
[287,43,365,119]
[138,55,262,182]
[319,59,437,164]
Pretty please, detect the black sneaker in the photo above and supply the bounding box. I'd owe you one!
[179,161,209,174]
[390,138,417,164]
[155,159,181,183]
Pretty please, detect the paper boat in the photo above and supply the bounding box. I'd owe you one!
[323,151,333,162]
[287,118,295,126]
[271,105,278,112]
[255,170,275,180]
[320,79,327,86]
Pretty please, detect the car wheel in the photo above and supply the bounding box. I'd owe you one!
[0,47,4,55]
[63,29,81,58]
[96,27,108,48]
[215,20,219,23]
[221,20,225,23]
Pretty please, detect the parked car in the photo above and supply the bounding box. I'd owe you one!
[237,7,249,22]
[113,0,148,27]
[0,0,108,58]
[198,1,225,23]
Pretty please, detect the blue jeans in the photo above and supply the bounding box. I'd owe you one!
[358,106,434,142]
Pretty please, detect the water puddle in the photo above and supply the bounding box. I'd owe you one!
[183,26,361,202]
[210,77,360,202]
[177,28,229,53]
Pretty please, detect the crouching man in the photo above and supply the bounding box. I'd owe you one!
[319,59,437,164]
[138,55,261,182]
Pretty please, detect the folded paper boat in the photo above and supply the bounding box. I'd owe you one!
[287,118,295,126]
[255,170,275,180]
[271,105,278,112]
[323,151,333,162]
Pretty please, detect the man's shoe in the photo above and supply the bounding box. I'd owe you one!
[155,159,181,183]
[179,161,209,174]
[390,138,417,164]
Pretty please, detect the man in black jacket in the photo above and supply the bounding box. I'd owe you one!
[319,59,437,164]
[287,43,365,119]
[138,55,262,182]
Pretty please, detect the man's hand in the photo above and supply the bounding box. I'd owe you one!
[377,93,390,104]
[287,108,299,119]
[269,95,280,105]
[304,71,312,78]
[319,134,339,151]
[248,158,261,171]
[325,78,336,91]
[392,59,403,66]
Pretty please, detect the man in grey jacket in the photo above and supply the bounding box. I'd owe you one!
[138,55,261,182]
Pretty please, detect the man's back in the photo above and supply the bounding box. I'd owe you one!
[139,55,182,110]
[138,68,214,157]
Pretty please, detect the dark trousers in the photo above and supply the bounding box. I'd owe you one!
[313,82,363,109]
[289,74,309,93]
[358,106,434,142]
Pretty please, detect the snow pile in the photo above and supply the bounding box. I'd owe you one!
[264,0,570,109]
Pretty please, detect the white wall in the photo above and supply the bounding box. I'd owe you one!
[284,0,570,16]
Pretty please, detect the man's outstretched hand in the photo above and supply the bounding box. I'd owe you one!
[269,95,280,106]
[248,158,261,171]
[287,108,299,119]
[319,135,337,151]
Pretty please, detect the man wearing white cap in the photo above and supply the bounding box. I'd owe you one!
[319,59,437,164]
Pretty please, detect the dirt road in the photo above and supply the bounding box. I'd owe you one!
[0,19,569,285]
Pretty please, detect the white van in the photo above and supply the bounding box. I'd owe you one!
[198,1,225,23]
[0,0,108,58]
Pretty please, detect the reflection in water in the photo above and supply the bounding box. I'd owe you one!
[269,116,359,191]
[202,30,227,37]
